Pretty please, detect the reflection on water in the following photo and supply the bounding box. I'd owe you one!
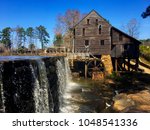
[0,56,49,61]
[62,78,116,113]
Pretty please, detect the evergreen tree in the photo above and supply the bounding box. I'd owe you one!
[0,27,12,49]
[28,43,35,52]
[26,27,34,46]
[16,27,26,48]
[142,5,150,18]
[36,25,50,49]
[53,33,63,47]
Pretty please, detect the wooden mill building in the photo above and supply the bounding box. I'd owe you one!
[67,10,141,76]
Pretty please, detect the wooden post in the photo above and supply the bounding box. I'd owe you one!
[123,58,126,70]
[128,58,130,71]
[85,62,88,78]
[136,58,139,71]
[115,58,118,72]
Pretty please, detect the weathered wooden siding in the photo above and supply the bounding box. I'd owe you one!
[111,28,140,58]
[74,10,111,55]
[111,28,130,45]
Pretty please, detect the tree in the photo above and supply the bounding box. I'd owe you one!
[36,25,50,49]
[0,31,2,41]
[0,27,12,49]
[26,27,34,47]
[54,9,83,51]
[16,27,26,48]
[28,43,35,52]
[10,28,16,50]
[56,9,81,34]
[142,5,150,18]
[53,33,63,47]
[122,19,140,38]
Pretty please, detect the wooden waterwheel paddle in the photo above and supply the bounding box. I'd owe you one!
[87,59,105,77]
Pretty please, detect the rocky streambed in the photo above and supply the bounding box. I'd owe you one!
[69,72,150,113]
[113,90,150,112]
[110,72,150,113]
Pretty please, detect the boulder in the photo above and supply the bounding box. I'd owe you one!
[92,72,104,80]
[113,90,150,112]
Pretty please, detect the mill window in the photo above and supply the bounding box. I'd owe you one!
[100,40,104,45]
[124,44,129,50]
[99,25,102,34]
[119,34,123,41]
[73,29,75,36]
[85,40,89,47]
[96,19,98,25]
[83,28,85,36]
[87,19,90,25]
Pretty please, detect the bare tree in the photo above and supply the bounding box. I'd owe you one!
[54,22,63,36]
[122,19,140,38]
[54,10,87,51]
[55,9,81,34]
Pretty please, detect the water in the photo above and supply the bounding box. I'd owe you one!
[56,59,66,112]
[0,63,5,112]
[0,56,115,113]
[58,58,115,113]
[30,60,50,113]
[61,78,115,113]
[0,56,48,61]
[0,56,60,112]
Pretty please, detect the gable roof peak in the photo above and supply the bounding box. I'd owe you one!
[73,10,111,28]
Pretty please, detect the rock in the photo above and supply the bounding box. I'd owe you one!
[72,72,80,78]
[137,105,150,112]
[113,98,135,111]
[127,90,150,105]
[113,90,150,112]
[92,72,104,80]
[94,99,106,112]
[82,88,91,92]
[105,79,115,84]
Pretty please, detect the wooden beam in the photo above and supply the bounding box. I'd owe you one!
[136,58,139,71]
[128,58,130,71]
[85,62,88,78]
[123,58,126,70]
[115,58,118,72]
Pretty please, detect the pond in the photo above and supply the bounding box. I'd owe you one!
[60,78,116,113]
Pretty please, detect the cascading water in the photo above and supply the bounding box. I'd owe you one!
[0,63,5,113]
[57,58,80,113]
[0,56,81,113]
[56,59,66,111]
[30,60,50,113]
[0,56,72,113]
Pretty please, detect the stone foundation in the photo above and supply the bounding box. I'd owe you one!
[92,72,104,80]
[101,55,113,75]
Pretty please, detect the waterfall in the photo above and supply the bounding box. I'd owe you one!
[65,58,72,82]
[0,64,5,112]
[0,56,73,113]
[56,59,66,112]
[30,60,51,113]
[56,58,79,113]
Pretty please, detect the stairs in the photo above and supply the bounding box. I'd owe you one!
[101,55,113,75]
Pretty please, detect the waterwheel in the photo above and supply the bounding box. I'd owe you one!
[87,59,105,77]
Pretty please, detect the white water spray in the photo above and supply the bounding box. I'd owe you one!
[0,64,5,112]
[30,60,50,113]
[56,58,79,113]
